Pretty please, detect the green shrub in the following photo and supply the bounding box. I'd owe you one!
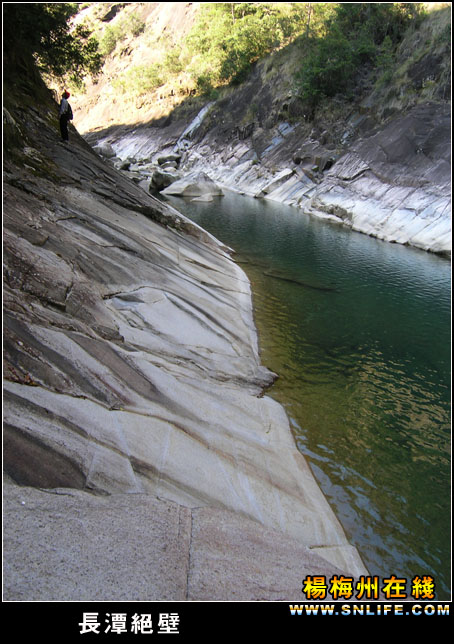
[299,25,355,103]
[99,24,123,57]
[98,13,146,58]
[375,35,395,87]
[194,73,215,96]
[298,2,424,106]
[186,3,308,90]
[113,64,164,96]
[164,49,183,75]
[124,14,145,37]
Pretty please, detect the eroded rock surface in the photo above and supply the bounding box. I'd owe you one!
[96,96,450,256]
[3,73,367,600]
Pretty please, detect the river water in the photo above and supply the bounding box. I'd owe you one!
[161,190,451,599]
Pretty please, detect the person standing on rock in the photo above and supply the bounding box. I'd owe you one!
[58,90,73,142]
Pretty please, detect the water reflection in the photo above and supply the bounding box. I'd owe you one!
[161,191,451,599]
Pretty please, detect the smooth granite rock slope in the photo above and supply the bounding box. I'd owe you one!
[3,71,367,600]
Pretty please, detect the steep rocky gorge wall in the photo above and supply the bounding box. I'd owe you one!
[3,63,367,600]
[82,6,451,256]
[89,90,451,256]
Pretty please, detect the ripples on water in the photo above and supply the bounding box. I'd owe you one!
[161,192,451,599]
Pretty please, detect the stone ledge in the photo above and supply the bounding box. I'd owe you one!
[3,483,360,602]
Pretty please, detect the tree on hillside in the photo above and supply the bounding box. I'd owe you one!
[186,2,309,91]
[3,3,102,81]
[298,2,426,106]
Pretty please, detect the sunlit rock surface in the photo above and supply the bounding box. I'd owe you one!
[3,86,368,600]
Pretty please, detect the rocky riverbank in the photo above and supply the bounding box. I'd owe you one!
[3,60,368,601]
[79,5,450,257]
[85,92,451,257]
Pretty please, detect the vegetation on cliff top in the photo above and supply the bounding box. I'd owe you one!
[3,2,449,128]
[184,3,428,105]
[184,2,315,92]
[67,3,431,102]
[3,3,102,84]
[297,3,426,106]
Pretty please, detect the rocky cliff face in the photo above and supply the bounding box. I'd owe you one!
[3,60,367,600]
[80,5,451,255]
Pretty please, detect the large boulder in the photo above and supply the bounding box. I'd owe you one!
[93,142,116,159]
[157,153,182,166]
[150,167,180,191]
[161,171,224,197]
